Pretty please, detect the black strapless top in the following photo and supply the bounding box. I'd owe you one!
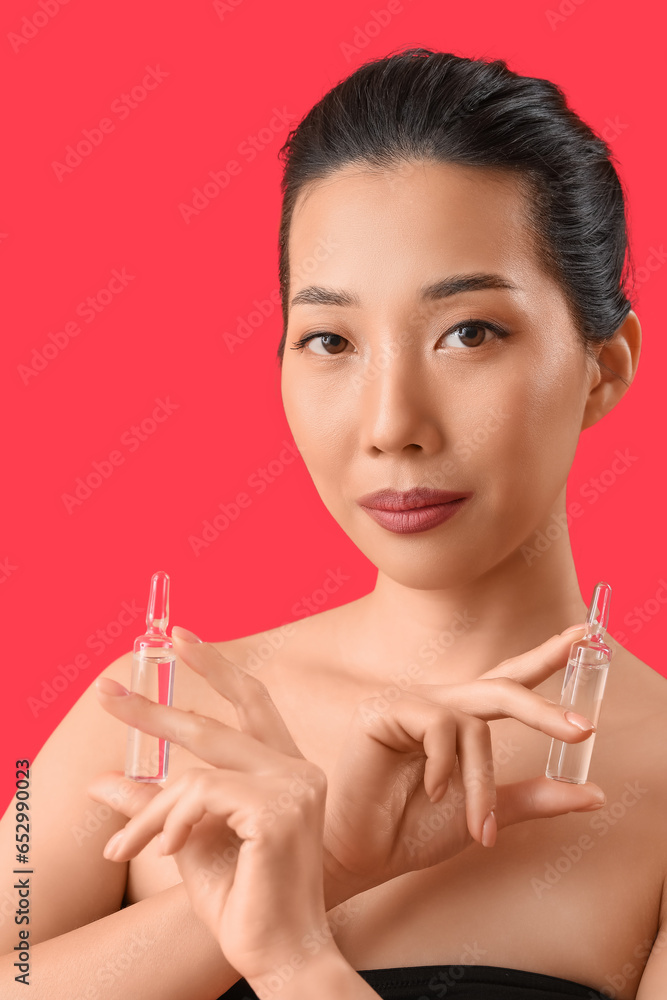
[218,963,610,998]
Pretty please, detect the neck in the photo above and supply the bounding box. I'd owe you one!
[338,497,589,687]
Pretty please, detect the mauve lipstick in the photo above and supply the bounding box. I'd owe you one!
[357,487,473,535]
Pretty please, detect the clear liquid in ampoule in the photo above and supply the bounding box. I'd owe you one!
[545,644,610,783]
[125,570,175,782]
[125,648,175,781]
[546,580,612,785]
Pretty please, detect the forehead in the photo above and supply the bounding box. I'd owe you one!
[287,160,542,305]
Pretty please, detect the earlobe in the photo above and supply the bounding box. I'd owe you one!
[580,310,641,431]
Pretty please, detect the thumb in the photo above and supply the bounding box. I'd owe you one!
[86,769,163,818]
[495,775,606,830]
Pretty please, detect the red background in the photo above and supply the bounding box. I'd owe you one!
[1,0,664,812]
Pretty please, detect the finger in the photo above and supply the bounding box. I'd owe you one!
[480,626,588,687]
[103,766,323,861]
[95,679,290,773]
[343,695,459,806]
[495,775,606,831]
[158,795,211,855]
[103,768,217,861]
[86,769,162,817]
[454,715,496,845]
[409,673,596,742]
[171,628,304,758]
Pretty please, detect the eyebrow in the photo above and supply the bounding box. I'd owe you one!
[289,273,519,310]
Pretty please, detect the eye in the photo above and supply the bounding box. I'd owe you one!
[290,332,350,356]
[289,319,510,356]
[441,320,509,349]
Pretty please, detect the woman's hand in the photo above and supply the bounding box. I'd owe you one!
[322,624,607,895]
[88,628,339,986]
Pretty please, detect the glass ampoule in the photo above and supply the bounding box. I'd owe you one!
[546,581,613,785]
[125,570,175,782]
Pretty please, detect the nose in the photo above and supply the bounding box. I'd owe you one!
[357,350,445,456]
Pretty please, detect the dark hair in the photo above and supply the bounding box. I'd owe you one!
[275,47,635,380]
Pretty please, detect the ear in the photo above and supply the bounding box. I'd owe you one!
[581,310,641,431]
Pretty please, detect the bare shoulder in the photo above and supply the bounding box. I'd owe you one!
[34,649,133,769]
[210,618,303,676]
[0,650,136,949]
[210,600,353,678]
[607,638,667,724]
[601,641,667,822]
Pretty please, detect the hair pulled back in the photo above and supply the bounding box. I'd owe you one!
[276,47,635,370]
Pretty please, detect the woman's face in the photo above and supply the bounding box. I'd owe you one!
[280,160,601,590]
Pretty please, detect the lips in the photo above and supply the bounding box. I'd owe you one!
[356,487,473,535]
[357,487,472,510]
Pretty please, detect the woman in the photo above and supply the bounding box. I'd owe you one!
[2,47,663,999]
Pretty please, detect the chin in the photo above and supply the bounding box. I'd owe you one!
[349,529,488,591]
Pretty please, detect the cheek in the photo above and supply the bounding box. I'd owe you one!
[476,352,586,513]
[281,370,354,483]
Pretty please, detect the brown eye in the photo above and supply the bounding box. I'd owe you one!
[444,323,492,348]
[291,332,350,355]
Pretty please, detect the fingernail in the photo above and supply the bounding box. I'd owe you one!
[171,626,202,643]
[576,795,606,811]
[561,623,588,636]
[96,677,130,697]
[564,710,596,731]
[429,781,448,804]
[481,810,497,848]
[103,830,124,859]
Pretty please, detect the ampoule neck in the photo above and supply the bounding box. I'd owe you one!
[575,626,612,661]
[145,623,168,637]
[584,581,612,644]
